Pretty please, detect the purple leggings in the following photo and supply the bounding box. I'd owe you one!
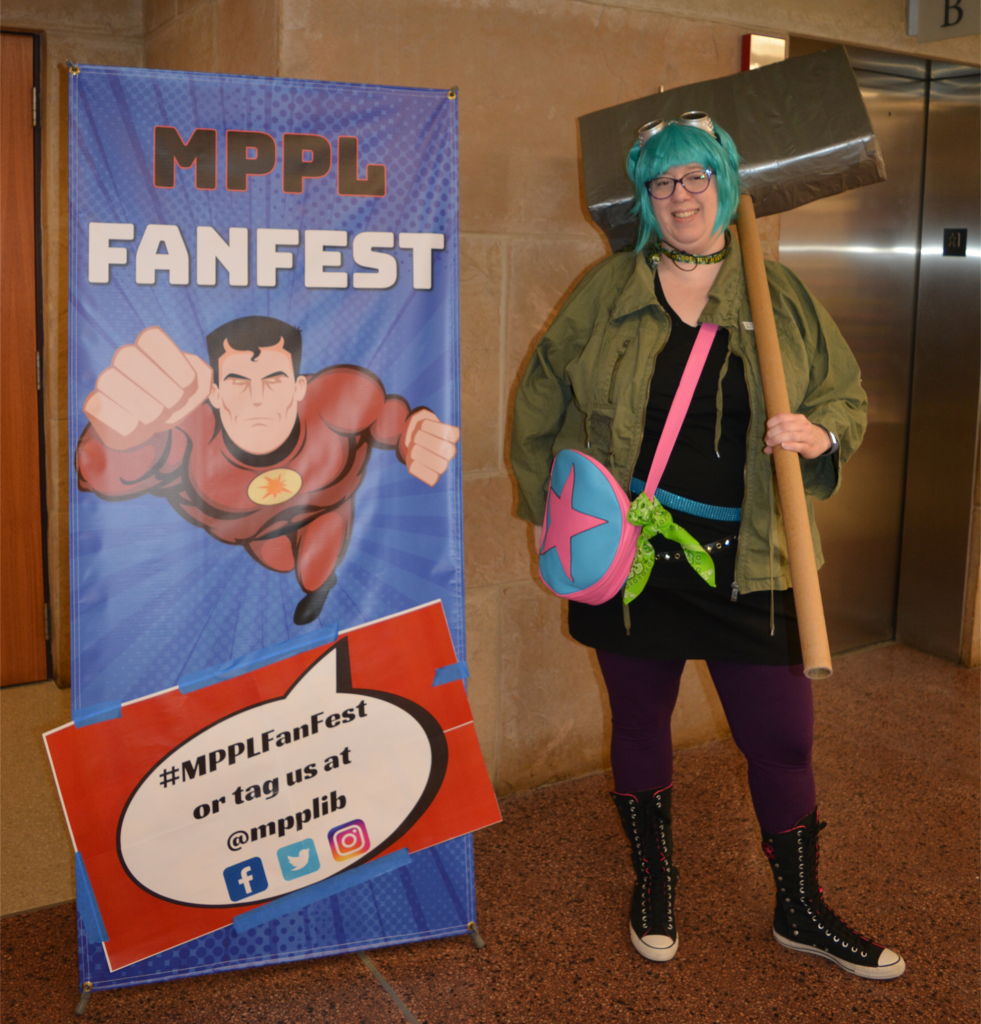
[597,651,815,833]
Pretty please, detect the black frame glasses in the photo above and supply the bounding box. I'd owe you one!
[646,168,714,200]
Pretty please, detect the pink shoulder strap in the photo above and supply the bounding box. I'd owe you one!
[644,322,719,498]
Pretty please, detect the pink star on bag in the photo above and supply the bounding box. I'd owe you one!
[540,464,608,583]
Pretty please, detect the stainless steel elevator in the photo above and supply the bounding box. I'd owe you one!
[780,45,980,659]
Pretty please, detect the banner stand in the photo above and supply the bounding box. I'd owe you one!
[71,929,489,1018]
[74,982,94,1016]
[57,61,501,1006]
[69,909,488,1016]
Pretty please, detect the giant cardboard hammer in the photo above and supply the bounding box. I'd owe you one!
[578,47,886,679]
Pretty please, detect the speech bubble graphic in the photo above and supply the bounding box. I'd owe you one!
[117,638,447,907]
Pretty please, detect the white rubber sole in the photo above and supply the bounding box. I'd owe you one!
[773,928,906,980]
[630,923,679,962]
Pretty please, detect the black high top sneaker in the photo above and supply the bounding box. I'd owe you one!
[761,809,905,980]
[611,786,679,961]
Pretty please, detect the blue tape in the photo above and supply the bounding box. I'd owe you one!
[75,853,109,942]
[179,623,340,694]
[232,848,411,935]
[73,701,122,728]
[432,662,469,687]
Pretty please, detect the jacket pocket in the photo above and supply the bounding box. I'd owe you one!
[586,403,616,459]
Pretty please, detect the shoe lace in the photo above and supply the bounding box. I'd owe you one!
[615,792,676,935]
[800,819,877,950]
[641,809,675,924]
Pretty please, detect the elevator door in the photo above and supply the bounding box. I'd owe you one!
[779,65,927,652]
[897,70,981,662]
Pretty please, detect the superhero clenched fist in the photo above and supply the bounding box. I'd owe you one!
[77,316,461,624]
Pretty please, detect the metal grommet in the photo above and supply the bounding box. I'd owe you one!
[637,119,666,145]
[678,110,715,134]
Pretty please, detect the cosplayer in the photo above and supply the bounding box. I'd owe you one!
[511,115,905,978]
[77,315,459,625]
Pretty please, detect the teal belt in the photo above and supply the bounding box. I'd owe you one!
[630,480,742,522]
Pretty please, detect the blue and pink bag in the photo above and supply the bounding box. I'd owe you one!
[538,323,719,604]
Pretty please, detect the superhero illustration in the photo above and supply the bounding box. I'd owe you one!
[76,316,461,625]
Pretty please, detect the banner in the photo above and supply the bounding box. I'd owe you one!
[64,64,493,988]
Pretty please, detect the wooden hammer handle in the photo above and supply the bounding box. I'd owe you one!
[735,194,832,680]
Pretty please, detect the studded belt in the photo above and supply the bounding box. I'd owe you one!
[653,532,738,562]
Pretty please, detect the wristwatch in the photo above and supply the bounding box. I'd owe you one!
[820,426,839,456]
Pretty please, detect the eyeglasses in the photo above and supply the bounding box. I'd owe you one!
[646,169,714,200]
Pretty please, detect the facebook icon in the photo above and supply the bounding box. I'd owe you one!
[223,857,269,902]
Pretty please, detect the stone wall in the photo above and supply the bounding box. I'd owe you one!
[138,0,755,794]
[615,0,979,64]
[283,0,755,793]
[144,0,278,76]
[4,0,977,794]
[0,0,974,924]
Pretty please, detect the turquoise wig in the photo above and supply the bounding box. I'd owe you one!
[626,120,742,251]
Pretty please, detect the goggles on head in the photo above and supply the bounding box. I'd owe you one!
[636,111,719,146]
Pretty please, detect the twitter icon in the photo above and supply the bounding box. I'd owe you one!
[276,838,320,881]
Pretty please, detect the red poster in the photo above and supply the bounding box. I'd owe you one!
[45,603,500,971]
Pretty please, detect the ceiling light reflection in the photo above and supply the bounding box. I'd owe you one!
[780,244,980,258]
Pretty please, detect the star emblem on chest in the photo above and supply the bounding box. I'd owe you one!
[247,468,303,506]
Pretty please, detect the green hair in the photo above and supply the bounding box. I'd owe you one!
[626,121,742,251]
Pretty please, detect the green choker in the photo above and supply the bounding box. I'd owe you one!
[646,230,730,271]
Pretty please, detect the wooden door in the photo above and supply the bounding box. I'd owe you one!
[1,32,48,685]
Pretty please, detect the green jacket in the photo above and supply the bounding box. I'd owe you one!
[510,234,867,595]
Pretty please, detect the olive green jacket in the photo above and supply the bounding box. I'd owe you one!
[510,235,867,595]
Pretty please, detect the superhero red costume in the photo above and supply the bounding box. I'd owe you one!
[77,366,414,616]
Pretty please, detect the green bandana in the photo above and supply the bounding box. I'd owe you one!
[623,492,716,605]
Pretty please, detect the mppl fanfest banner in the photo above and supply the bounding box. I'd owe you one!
[60,64,496,988]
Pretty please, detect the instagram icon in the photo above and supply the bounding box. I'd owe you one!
[328,820,370,861]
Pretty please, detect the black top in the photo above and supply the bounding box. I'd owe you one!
[634,274,749,593]
[633,274,750,508]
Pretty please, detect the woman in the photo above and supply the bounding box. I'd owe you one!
[510,114,905,980]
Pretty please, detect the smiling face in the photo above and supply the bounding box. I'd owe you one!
[209,338,307,455]
[650,162,725,255]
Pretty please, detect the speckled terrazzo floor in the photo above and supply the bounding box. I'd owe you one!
[2,644,978,1023]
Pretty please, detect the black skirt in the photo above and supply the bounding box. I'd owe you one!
[567,500,802,665]
[567,581,803,665]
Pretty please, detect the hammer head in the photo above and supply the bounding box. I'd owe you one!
[579,46,886,252]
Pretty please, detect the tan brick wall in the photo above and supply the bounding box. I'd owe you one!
[0,0,973,924]
[277,0,754,793]
[128,0,747,793]
[144,0,279,76]
[9,0,976,790]
[612,0,980,64]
